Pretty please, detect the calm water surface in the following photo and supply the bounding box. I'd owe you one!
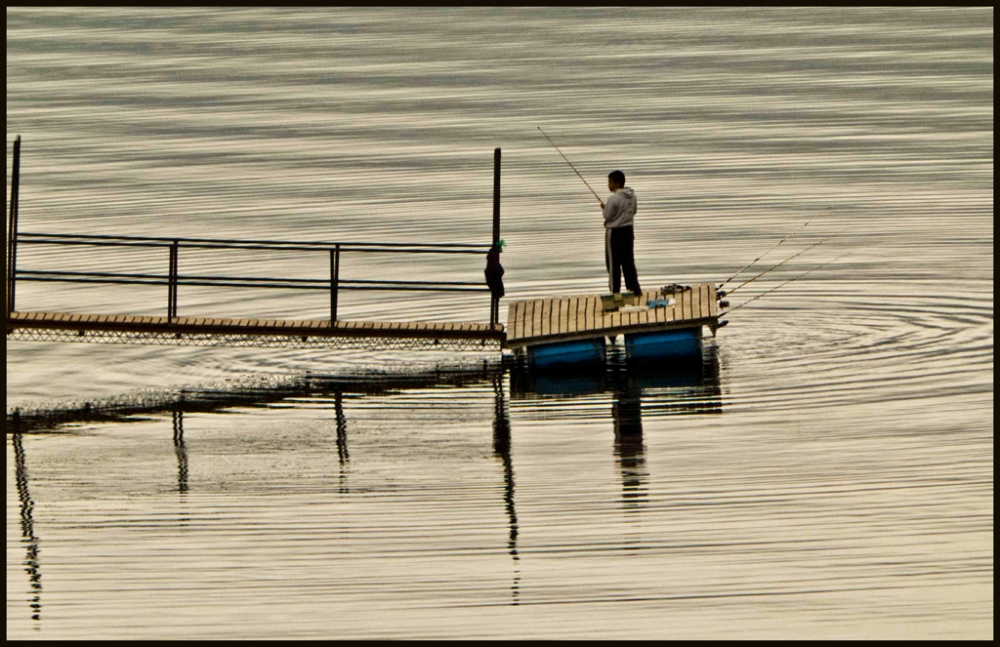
[6,7,993,639]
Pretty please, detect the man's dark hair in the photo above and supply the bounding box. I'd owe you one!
[608,170,626,186]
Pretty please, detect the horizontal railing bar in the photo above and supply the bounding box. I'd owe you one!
[15,275,491,292]
[19,269,484,287]
[17,238,488,254]
[19,231,490,252]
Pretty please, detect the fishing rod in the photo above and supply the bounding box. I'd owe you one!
[718,220,810,291]
[537,126,604,205]
[726,233,837,296]
[724,252,852,314]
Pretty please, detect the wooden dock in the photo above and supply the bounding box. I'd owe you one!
[6,311,505,341]
[505,283,718,351]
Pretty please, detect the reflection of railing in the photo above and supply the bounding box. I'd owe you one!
[6,139,505,325]
[13,232,495,322]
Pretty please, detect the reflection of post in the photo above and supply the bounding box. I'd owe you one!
[12,431,42,626]
[335,391,349,494]
[172,408,188,494]
[492,371,520,605]
[612,372,647,518]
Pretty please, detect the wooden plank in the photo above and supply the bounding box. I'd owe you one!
[692,285,701,323]
[507,302,519,340]
[527,300,537,339]
[709,284,718,317]
[517,300,527,340]
[701,283,710,319]
[539,299,549,337]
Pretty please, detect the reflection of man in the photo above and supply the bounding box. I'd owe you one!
[612,376,646,510]
[599,170,642,296]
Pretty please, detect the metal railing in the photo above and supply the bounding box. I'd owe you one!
[6,140,504,327]
[13,231,495,323]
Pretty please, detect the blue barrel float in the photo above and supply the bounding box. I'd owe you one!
[527,337,607,369]
[624,327,702,362]
[526,326,703,368]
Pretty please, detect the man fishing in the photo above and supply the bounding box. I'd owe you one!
[535,127,642,296]
[599,170,642,296]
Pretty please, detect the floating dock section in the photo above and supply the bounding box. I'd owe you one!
[505,284,719,367]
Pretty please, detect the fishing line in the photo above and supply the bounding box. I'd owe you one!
[727,233,837,296]
[537,126,603,205]
[718,220,810,290]
[725,252,852,313]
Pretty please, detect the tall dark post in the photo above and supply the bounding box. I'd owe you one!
[168,241,179,321]
[330,244,340,323]
[7,135,22,317]
[491,147,501,327]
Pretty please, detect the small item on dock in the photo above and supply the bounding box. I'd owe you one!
[659,283,690,294]
[600,292,642,313]
[646,298,675,308]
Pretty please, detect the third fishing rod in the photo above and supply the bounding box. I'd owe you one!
[724,252,852,314]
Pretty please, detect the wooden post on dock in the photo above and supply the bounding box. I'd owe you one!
[7,135,21,317]
[491,147,501,327]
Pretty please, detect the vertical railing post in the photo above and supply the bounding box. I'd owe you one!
[330,244,340,323]
[168,240,179,321]
[7,135,22,317]
[491,147,501,327]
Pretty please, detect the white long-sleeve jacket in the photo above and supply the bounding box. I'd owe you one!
[603,186,636,229]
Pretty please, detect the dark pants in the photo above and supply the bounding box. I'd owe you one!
[606,225,641,294]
